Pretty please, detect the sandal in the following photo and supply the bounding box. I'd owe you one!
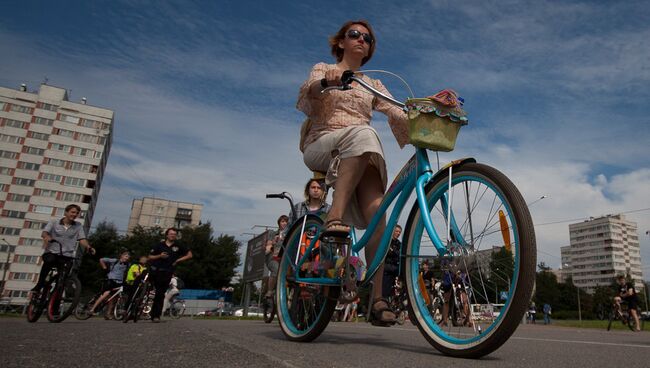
[369,298,396,327]
[322,220,350,236]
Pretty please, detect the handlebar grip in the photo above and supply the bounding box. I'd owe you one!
[341,70,355,85]
[266,194,283,199]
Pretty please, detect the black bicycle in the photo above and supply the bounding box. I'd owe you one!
[607,301,643,331]
[27,240,82,323]
[123,271,153,323]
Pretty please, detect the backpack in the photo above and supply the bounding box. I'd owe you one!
[175,277,185,290]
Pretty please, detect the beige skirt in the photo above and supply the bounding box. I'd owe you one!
[302,125,387,229]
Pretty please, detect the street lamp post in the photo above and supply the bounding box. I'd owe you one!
[527,195,547,208]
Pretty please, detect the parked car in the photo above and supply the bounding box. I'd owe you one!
[234,306,263,317]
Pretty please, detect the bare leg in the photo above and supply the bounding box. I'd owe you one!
[91,291,110,313]
[326,154,371,224]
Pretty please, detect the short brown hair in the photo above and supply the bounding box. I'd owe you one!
[277,215,289,226]
[165,227,178,236]
[64,204,81,213]
[329,20,376,66]
[304,179,325,201]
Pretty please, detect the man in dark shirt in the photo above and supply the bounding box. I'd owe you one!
[614,275,640,331]
[148,228,192,322]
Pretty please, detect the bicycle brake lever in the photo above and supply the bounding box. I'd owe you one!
[321,85,352,94]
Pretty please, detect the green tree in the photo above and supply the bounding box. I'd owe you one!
[489,246,514,301]
[77,221,122,294]
[533,262,560,309]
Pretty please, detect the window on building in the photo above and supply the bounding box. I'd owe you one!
[10,104,34,114]
[93,151,102,159]
[0,167,13,175]
[50,143,71,153]
[8,290,29,298]
[33,205,54,215]
[64,177,85,187]
[5,119,27,129]
[8,193,30,202]
[15,255,39,264]
[17,161,40,171]
[72,148,88,157]
[0,184,7,191]
[2,210,26,219]
[37,102,58,111]
[22,238,42,246]
[29,131,49,141]
[153,217,162,225]
[77,133,97,143]
[0,244,16,252]
[25,221,46,230]
[14,177,36,187]
[0,134,22,144]
[11,272,34,281]
[0,150,19,159]
[59,114,79,124]
[56,129,75,138]
[62,192,82,202]
[45,158,66,167]
[0,227,21,236]
[41,173,62,183]
[23,146,45,155]
[35,189,57,198]
[33,117,54,126]
[70,162,91,172]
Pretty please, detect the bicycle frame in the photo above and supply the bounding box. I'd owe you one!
[290,148,472,287]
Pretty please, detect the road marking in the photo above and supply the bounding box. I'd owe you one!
[329,323,650,349]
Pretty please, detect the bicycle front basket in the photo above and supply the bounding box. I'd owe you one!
[406,98,468,152]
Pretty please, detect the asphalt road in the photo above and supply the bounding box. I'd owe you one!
[1,317,648,368]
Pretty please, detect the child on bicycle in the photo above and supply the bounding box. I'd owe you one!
[90,250,130,318]
[264,215,289,298]
[124,256,148,305]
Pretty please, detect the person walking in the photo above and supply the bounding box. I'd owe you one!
[148,228,192,322]
[543,303,552,325]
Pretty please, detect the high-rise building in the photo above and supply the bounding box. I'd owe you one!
[561,214,644,293]
[127,197,203,234]
[0,83,113,304]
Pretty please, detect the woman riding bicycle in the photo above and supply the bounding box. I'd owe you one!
[297,19,412,325]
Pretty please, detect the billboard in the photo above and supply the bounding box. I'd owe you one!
[242,230,273,283]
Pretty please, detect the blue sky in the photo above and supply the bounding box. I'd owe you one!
[1,0,649,273]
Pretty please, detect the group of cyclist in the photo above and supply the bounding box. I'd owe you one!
[30,203,191,323]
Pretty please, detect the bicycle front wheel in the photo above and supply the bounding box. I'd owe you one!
[113,293,128,320]
[47,276,81,323]
[403,162,536,358]
[170,300,184,319]
[276,215,339,341]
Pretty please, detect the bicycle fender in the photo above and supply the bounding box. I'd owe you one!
[430,157,477,184]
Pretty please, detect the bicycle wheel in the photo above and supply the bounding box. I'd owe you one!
[47,276,81,323]
[276,215,339,342]
[113,293,128,320]
[263,296,275,323]
[403,162,536,358]
[26,287,49,323]
[170,300,184,319]
[74,297,97,320]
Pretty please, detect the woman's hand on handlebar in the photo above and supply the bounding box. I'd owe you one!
[324,69,344,87]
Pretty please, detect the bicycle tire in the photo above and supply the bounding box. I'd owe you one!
[26,288,49,323]
[276,215,339,342]
[607,311,614,331]
[402,162,536,358]
[169,300,184,319]
[113,293,128,320]
[74,297,96,320]
[47,276,81,323]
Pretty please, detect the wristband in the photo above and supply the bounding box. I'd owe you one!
[320,78,329,89]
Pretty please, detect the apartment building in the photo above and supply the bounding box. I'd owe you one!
[127,197,203,234]
[0,83,113,305]
[561,214,644,293]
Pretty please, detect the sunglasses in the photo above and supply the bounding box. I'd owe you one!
[346,29,373,44]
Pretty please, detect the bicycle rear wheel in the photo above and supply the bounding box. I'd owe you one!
[170,300,184,319]
[47,276,81,323]
[403,162,536,358]
[276,215,339,341]
[113,293,128,320]
[74,297,97,320]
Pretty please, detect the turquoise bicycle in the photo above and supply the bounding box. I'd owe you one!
[275,71,536,358]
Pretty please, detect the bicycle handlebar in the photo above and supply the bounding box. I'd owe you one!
[265,193,285,199]
[322,70,406,110]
